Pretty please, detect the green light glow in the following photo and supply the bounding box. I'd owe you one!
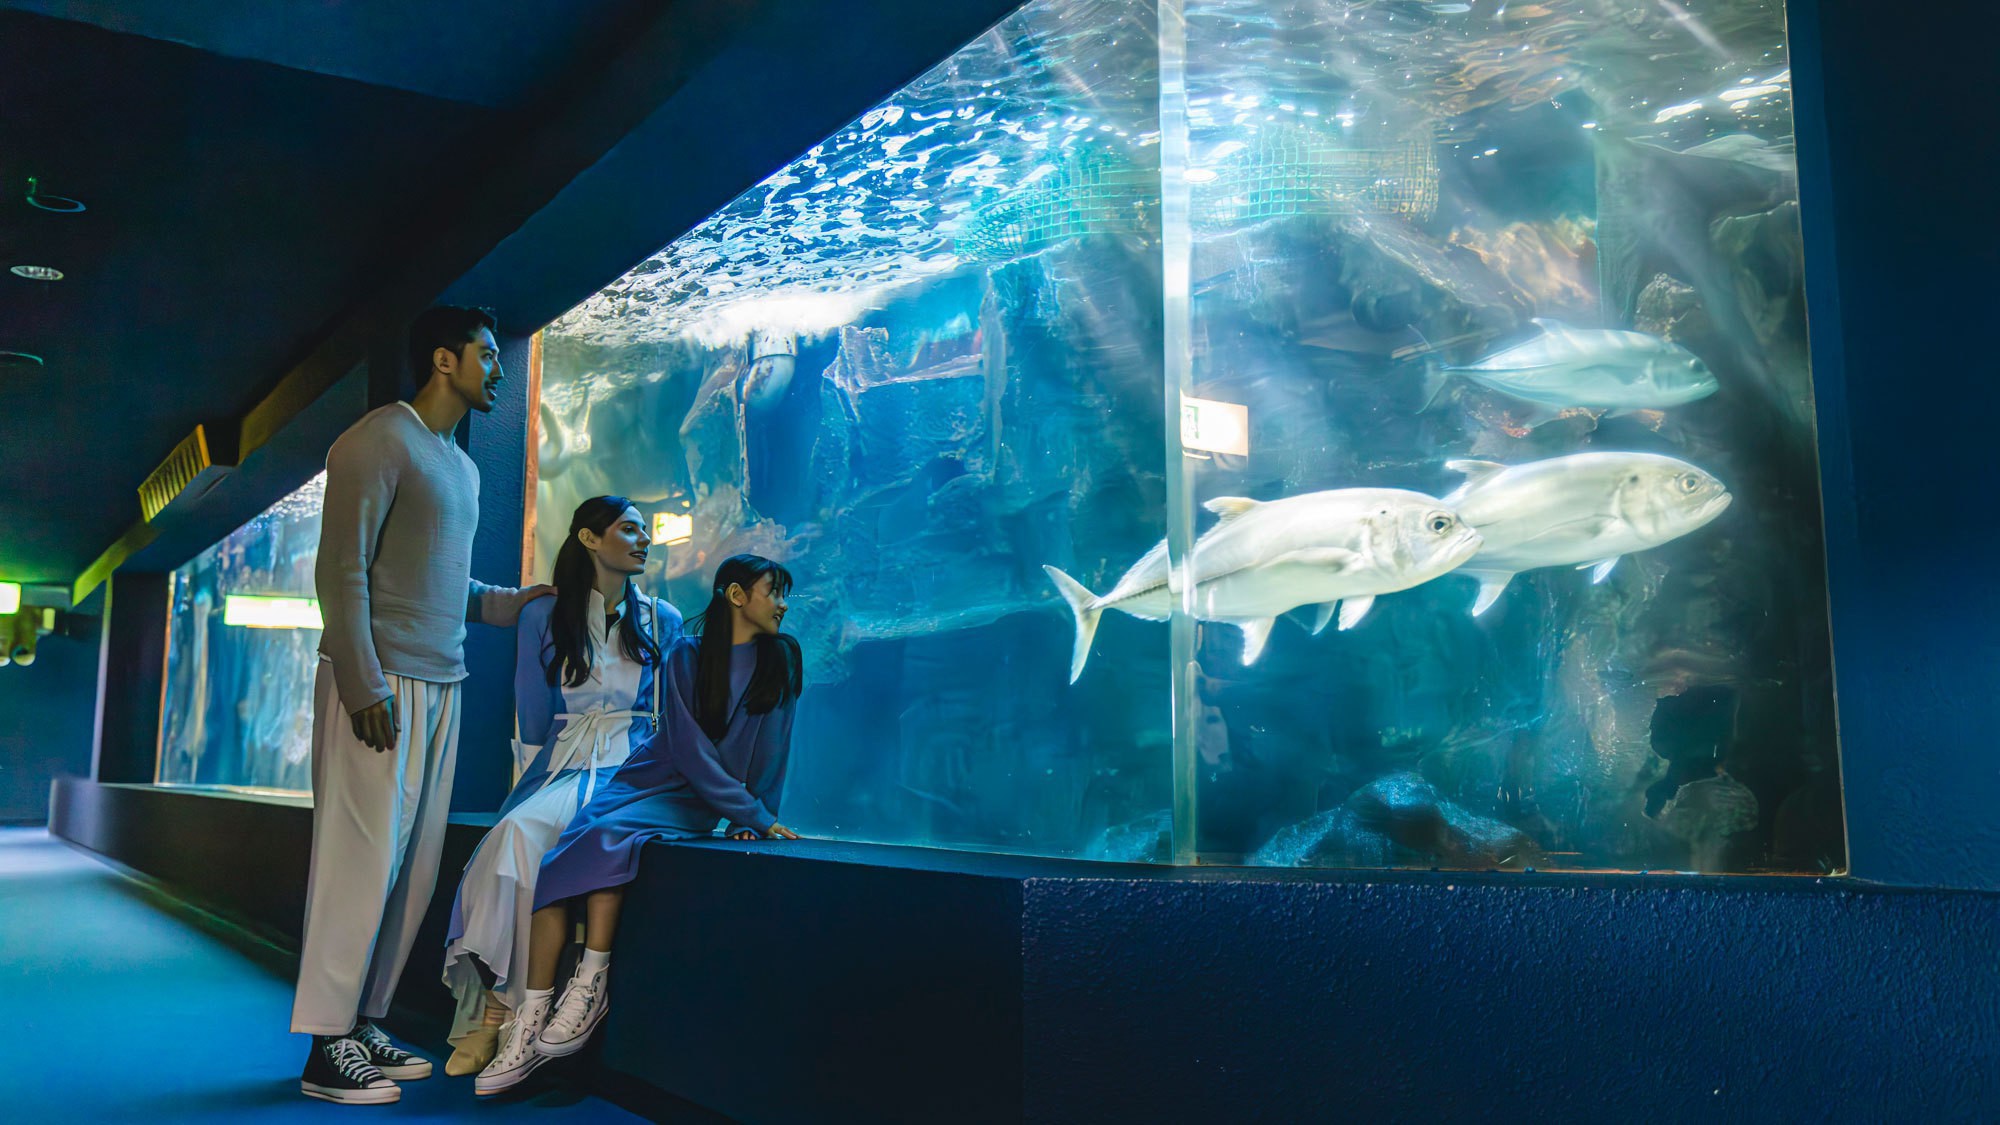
[223,595,323,630]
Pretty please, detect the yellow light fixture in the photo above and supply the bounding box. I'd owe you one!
[652,512,694,546]
[223,594,323,630]
[0,582,18,615]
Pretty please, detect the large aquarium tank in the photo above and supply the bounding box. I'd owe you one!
[534,0,1842,873]
[158,472,325,794]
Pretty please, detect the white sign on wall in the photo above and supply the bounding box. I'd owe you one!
[1180,395,1250,457]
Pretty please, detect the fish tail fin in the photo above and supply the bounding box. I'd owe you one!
[1420,358,1453,412]
[1395,325,1455,412]
[1043,566,1104,684]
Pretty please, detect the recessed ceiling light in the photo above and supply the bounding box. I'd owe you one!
[0,351,44,367]
[9,266,63,281]
[25,178,85,214]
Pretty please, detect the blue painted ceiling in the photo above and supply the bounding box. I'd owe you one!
[0,0,1029,586]
[0,3,654,583]
[0,0,652,108]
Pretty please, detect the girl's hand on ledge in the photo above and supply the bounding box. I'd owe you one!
[726,828,760,841]
[765,823,801,840]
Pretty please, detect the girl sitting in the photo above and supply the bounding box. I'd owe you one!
[440,496,681,1075]
[476,553,803,1096]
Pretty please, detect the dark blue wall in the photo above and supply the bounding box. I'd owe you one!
[91,573,167,786]
[1791,0,2000,890]
[0,590,101,823]
[452,330,536,813]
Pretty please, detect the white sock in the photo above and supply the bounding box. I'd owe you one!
[580,948,610,977]
[521,987,554,1022]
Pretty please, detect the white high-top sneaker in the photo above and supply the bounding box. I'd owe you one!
[535,961,609,1058]
[473,993,553,1097]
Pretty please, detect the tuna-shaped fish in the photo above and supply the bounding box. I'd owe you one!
[1426,319,1718,414]
[1442,452,1732,616]
[1045,488,1483,682]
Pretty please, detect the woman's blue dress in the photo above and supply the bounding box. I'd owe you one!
[533,636,795,906]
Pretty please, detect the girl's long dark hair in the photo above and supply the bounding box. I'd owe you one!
[690,554,802,740]
[545,496,661,687]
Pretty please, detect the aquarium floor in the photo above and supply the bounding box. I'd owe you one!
[0,828,648,1122]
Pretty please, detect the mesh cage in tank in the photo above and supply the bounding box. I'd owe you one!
[954,146,1160,260]
[1193,121,1439,229]
[952,124,1438,261]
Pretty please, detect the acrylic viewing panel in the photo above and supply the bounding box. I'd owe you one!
[158,472,326,793]
[1171,0,1839,872]
[534,0,1842,872]
[537,0,1172,859]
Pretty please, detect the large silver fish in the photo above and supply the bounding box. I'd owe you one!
[1045,489,1483,681]
[1428,319,1718,413]
[1442,452,1732,616]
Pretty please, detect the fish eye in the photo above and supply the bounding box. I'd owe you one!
[1429,514,1454,534]
[1679,474,1700,493]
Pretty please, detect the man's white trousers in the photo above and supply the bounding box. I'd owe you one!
[291,660,462,1035]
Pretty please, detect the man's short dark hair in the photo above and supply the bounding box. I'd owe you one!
[407,305,499,381]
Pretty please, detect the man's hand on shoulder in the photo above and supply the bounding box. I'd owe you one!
[485,584,556,627]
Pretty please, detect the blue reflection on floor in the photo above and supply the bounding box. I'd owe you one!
[0,828,643,1121]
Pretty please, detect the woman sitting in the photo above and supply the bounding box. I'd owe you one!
[440,496,682,1076]
[476,553,802,1096]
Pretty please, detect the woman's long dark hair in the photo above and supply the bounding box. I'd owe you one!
[689,554,802,740]
[544,496,661,687]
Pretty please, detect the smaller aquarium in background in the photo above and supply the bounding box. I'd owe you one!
[157,472,326,794]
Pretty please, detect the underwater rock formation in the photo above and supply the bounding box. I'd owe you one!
[1249,772,1538,869]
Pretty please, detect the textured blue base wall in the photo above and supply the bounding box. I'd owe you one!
[1021,876,1999,1120]
[603,840,1027,1123]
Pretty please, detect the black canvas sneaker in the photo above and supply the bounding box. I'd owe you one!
[354,1021,433,1080]
[301,1035,400,1105]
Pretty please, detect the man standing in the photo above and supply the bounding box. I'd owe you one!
[293,306,551,1104]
